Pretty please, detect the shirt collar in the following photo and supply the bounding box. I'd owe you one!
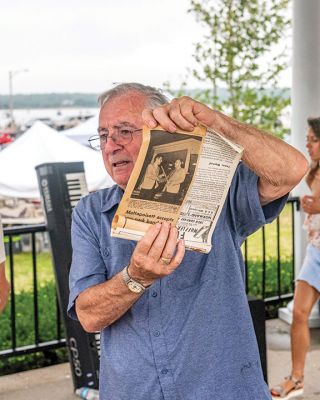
[101,185,124,213]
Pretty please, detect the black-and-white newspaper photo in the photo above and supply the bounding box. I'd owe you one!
[111,125,243,252]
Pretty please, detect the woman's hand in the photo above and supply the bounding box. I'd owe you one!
[301,195,320,214]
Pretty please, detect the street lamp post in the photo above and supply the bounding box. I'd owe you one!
[8,69,28,129]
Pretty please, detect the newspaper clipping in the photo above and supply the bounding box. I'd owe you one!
[111,125,243,253]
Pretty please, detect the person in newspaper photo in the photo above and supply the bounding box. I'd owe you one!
[68,83,308,400]
[161,158,187,204]
[138,155,165,200]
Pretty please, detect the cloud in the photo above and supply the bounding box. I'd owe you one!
[0,0,205,93]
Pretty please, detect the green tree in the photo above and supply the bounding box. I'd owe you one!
[167,0,291,138]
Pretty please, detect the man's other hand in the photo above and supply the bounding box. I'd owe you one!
[128,222,185,287]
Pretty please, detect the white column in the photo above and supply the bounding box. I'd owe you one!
[279,0,320,327]
[291,0,320,178]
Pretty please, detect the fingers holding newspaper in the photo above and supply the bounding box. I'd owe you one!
[142,96,215,132]
[128,222,185,287]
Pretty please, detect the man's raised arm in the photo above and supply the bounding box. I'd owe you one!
[143,96,309,205]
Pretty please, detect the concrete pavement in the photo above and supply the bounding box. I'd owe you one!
[0,362,75,400]
[267,319,320,400]
[0,319,319,400]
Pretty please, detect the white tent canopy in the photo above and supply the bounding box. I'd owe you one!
[0,121,114,199]
[64,114,98,146]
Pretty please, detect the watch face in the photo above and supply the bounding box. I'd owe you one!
[128,281,143,293]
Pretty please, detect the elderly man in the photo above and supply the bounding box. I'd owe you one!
[68,82,308,400]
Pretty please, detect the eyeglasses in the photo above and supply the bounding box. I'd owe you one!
[88,127,142,150]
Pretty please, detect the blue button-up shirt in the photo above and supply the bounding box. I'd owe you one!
[68,163,287,400]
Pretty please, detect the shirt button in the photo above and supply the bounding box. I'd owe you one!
[153,330,160,337]
[161,368,168,375]
[152,291,157,297]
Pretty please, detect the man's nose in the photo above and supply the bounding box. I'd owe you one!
[103,135,122,152]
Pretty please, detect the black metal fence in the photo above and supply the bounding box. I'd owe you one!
[0,224,66,373]
[244,197,299,317]
[0,197,300,371]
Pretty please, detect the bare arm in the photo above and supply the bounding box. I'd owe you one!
[0,261,10,313]
[143,97,308,205]
[75,222,185,332]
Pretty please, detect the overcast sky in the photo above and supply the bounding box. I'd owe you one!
[0,0,292,95]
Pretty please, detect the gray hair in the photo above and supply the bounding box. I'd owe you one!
[98,82,168,109]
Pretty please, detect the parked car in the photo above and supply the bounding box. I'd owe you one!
[0,132,14,149]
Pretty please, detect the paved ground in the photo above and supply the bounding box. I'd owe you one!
[0,319,319,400]
[0,362,75,400]
[267,319,320,400]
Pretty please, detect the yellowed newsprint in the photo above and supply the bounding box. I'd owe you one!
[111,125,243,253]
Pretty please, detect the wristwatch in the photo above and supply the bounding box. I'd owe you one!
[122,265,146,293]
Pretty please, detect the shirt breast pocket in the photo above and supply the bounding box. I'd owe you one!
[101,239,136,279]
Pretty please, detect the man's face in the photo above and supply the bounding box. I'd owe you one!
[99,92,145,189]
[175,159,182,169]
[306,127,320,162]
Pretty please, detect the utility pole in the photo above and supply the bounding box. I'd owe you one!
[8,69,28,129]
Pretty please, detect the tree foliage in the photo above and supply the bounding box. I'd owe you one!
[167,0,291,138]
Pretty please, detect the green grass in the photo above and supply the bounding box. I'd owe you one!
[241,203,295,298]
[9,251,54,293]
[243,204,293,260]
[0,251,68,375]
[0,282,60,350]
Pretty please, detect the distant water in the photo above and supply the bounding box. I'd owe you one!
[0,107,98,129]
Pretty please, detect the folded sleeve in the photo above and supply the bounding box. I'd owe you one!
[67,198,107,320]
[228,162,289,240]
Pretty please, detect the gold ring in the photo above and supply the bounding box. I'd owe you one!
[161,257,171,265]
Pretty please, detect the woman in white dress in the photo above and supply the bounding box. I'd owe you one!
[271,117,320,399]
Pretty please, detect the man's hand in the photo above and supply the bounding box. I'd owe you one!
[301,195,320,214]
[128,222,185,287]
[143,96,308,206]
[142,96,212,132]
[75,222,185,332]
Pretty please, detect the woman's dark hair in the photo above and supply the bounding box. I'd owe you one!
[307,117,320,138]
[306,117,320,187]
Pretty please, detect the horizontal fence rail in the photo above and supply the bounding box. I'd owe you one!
[0,196,300,372]
[0,224,66,373]
[243,196,299,317]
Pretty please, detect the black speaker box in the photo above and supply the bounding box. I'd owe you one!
[248,296,267,383]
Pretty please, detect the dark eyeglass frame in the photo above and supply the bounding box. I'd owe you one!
[88,127,142,150]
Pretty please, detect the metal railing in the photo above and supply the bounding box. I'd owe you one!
[0,224,65,366]
[0,196,300,367]
[244,196,299,317]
